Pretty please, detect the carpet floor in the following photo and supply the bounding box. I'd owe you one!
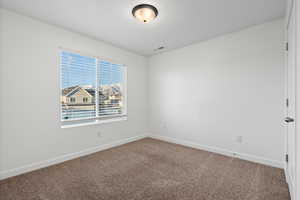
[0,138,290,200]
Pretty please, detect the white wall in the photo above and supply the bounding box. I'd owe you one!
[149,19,285,166]
[0,8,285,179]
[0,9,148,176]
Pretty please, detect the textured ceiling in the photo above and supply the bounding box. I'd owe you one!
[0,0,286,56]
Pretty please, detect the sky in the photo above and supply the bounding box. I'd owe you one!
[61,51,123,89]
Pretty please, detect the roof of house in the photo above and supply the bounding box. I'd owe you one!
[62,85,121,97]
[85,88,95,96]
[62,86,79,96]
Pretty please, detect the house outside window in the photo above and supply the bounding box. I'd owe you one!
[70,97,76,103]
[60,51,127,123]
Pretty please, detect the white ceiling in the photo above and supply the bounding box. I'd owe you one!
[0,0,286,56]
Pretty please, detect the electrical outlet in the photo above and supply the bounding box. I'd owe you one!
[97,132,102,137]
[236,136,243,143]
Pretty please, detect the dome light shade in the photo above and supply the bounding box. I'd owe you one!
[132,4,158,23]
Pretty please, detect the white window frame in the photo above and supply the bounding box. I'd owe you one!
[59,48,127,128]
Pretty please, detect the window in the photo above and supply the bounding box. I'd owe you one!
[60,51,126,124]
[83,97,88,103]
[70,97,76,103]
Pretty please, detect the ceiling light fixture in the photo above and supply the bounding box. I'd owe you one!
[132,4,158,23]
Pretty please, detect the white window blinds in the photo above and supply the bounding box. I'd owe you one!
[98,61,123,116]
[60,51,125,122]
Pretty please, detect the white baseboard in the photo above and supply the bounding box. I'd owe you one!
[149,134,284,169]
[0,134,284,181]
[0,135,147,180]
[284,166,295,200]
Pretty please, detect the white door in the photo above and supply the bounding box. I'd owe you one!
[285,0,297,196]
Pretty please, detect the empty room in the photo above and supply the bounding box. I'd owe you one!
[0,0,299,200]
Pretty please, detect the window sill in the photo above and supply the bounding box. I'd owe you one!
[61,116,127,129]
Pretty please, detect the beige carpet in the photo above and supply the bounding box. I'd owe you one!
[0,138,290,200]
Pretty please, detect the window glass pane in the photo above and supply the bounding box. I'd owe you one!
[61,51,96,120]
[98,61,123,116]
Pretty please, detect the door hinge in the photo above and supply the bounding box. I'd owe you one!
[286,98,289,107]
[286,42,289,51]
[286,154,289,162]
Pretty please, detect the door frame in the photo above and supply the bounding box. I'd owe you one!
[295,0,299,199]
[285,0,299,200]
